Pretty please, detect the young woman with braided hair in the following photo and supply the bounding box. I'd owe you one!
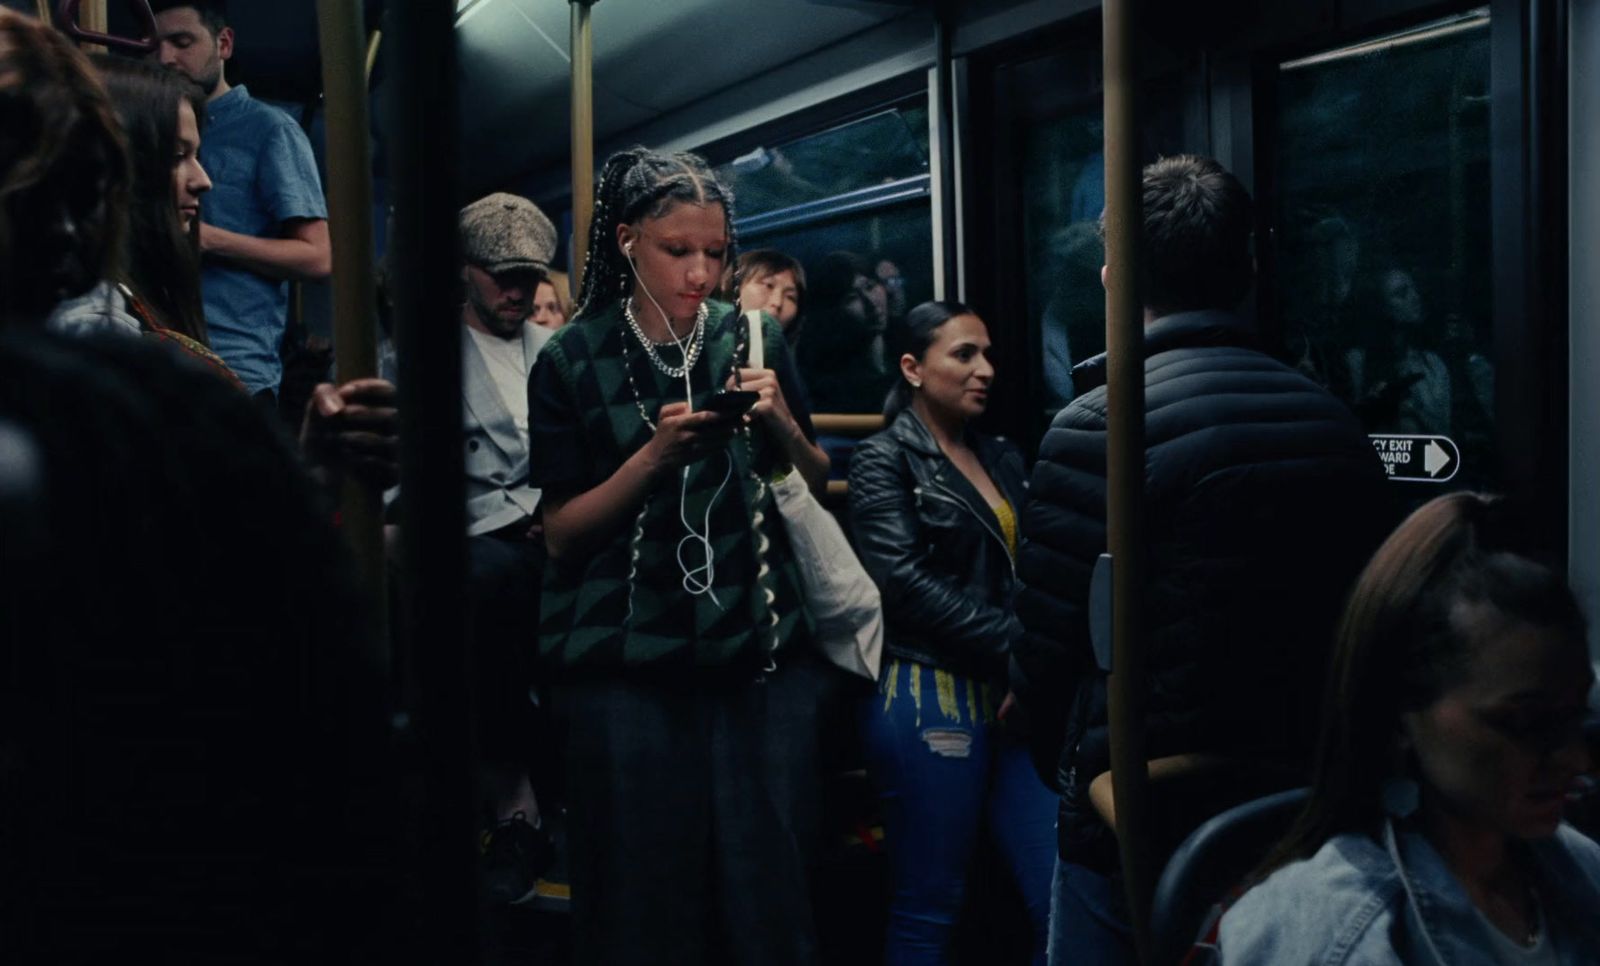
[527,147,828,965]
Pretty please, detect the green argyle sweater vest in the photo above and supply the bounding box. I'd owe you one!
[536,300,810,673]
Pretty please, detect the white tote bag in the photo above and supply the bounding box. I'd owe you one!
[748,312,883,680]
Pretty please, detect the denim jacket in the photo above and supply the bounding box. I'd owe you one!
[1216,823,1600,964]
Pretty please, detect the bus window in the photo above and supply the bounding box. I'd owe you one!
[1022,109,1111,412]
[715,102,934,416]
[720,105,929,218]
[998,46,1190,415]
[1272,9,1494,490]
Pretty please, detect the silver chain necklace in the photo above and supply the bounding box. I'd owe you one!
[621,298,711,430]
[623,297,707,379]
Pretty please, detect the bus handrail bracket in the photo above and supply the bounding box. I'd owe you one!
[55,0,159,54]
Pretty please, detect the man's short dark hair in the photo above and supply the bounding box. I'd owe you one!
[151,0,227,37]
[1138,155,1254,314]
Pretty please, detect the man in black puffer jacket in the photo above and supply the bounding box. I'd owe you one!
[1012,156,1390,963]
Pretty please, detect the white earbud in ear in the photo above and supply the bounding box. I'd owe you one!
[625,240,636,256]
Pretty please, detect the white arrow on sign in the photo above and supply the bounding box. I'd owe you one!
[1425,440,1452,477]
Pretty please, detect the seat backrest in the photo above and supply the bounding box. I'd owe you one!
[1150,787,1310,965]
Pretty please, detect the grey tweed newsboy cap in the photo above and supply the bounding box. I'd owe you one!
[459,192,557,274]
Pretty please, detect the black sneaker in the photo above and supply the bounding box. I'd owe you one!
[481,811,553,905]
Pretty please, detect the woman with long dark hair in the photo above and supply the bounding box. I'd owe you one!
[526,146,828,965]
[1345,266,1452,434]
[1219,493,1600,963]
[96,56,211,344]
[44,56,237,385]
[847,300,1056,964]
[797,249,891,412]
[47,58,209,342]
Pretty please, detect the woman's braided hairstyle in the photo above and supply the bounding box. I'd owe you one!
[577,151,786,666]
[573,147,737,320]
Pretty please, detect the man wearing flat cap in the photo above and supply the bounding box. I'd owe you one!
[459,191,557,535]
[457,192,558,904]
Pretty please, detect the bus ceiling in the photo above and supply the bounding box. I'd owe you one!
[90,0,924,192]
[452,0,923,195]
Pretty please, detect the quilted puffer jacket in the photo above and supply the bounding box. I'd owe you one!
[1012,310,1391,868]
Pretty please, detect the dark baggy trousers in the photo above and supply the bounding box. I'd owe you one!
[559,672,819,966]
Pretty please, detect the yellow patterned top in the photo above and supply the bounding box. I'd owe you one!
[992,499,1018,558]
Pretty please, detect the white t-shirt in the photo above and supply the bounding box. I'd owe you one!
[466,326,531,435]
[1474,898,1567,966]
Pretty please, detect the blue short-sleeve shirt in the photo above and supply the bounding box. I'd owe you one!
[200,85,328,395]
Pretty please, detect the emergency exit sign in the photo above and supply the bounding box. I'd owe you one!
[1369,434,1460,483]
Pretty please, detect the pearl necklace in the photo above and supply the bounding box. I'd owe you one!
[623,297,707,379]
[620,298,711,430]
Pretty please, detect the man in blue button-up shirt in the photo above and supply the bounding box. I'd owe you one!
[151,1,332,400]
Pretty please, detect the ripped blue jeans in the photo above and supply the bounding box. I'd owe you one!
[862,658,1057,966]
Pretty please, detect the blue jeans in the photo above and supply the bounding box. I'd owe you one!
[1047,859,1134,966]
[862,659,1057,966]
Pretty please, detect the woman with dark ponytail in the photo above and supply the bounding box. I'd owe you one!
[526,147,828,965]
[847,301,1056,964]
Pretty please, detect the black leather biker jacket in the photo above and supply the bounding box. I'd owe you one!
[846,409,1028,681]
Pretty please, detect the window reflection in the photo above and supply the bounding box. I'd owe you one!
[1024,116,1108,409]
[1274,10,1495,486]
[717,106,930,219]
[748,208,933,414]
[1006,51,1188,411]
[716,99,935,417]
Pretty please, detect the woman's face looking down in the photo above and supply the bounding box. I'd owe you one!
[618,201,727,327]
[1402,606,1593,841]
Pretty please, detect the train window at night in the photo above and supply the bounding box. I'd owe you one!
[718,105,929,218]
[1273,9,1495,489]
[999,48,1189,411]
[1022,106,1110,412]
[715,101,934,416]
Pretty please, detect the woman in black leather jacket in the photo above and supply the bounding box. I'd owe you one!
[848,301,1055,965]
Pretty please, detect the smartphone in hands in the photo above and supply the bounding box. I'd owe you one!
[701,389,760,416]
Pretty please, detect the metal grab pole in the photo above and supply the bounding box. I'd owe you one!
[932,0,958,299]
[570,0,596,290]
[364,28,382,84]
[1103,0,1154,959]
[315,0,386,661]
[79,0,105,52]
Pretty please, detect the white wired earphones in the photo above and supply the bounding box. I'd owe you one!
[1382,818,1450,966]
[625,238,731,605]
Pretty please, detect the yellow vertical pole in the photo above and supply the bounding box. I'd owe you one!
[570,1,596,290]
[1103,0,1153,959]
[78,0,107,53]
[364,29,382,83]
[315,0,386,658]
